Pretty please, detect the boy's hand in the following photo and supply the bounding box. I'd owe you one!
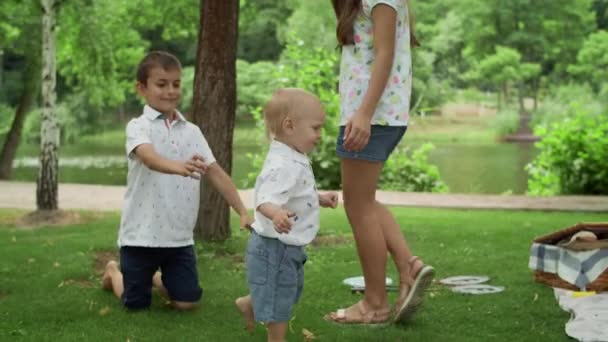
[272,209,296,234]
[177,154,207,179]
[240,213,254,231]
[319,192,339,209]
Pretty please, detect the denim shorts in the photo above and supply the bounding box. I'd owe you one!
[336,125,407,162]
[120,245,202,310]
[246,231,307,322]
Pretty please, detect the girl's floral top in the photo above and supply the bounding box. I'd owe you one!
[339,0,412,126]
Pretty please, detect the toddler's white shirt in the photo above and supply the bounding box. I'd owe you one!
[252,140,320,246]
[118,105,216,247]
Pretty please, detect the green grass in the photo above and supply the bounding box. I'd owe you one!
[2,207,607,341]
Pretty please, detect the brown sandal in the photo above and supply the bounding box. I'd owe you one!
[325,300,391,326]
[393,256,435,324]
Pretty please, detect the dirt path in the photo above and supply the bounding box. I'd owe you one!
[1,181,607,212]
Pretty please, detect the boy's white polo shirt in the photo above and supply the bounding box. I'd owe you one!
[252,140,320,246]
[118,105,216,247]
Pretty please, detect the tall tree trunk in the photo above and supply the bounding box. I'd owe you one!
[192,0,239,241]
[532,77,539,111]
[0,49,3,91]
[0,54,41,179]
[37,0,60,210]
[517,81,524,114]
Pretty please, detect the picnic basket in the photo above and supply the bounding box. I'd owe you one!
[532,222,608,292]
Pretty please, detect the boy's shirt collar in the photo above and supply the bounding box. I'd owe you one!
[270,139,309,165]
[143,105,186,122]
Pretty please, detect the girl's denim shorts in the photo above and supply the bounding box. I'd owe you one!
[336,125,407,162]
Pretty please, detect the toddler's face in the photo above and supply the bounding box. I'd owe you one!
[137,66,182,116]
[291,105,325,154]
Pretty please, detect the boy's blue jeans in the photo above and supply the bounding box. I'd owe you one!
[120,245,202,309]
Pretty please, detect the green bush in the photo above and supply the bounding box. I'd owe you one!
[527,109,608,195]
[492,107,520,137]
[380,143,449,192]
[236,60,280,119]
[531,83,604,129]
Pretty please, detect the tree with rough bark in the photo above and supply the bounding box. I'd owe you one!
[37,0,60,210]
[192,0,239,241]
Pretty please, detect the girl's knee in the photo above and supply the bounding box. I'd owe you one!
[343,195,375,212]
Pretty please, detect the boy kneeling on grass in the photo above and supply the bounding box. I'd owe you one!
[102,51,253,311]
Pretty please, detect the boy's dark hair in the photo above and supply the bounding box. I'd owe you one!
[136,51,182,84]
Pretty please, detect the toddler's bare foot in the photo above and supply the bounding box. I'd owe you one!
[235,296,255,332]
[101,260,118,290]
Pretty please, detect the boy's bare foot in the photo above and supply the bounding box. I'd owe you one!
[235,296,256,332]
[101,260,118,290]
[152,271,169,299]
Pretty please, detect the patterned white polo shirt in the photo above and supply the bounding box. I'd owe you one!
[118,105,216,247]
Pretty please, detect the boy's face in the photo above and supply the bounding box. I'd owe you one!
[136,66,181,116]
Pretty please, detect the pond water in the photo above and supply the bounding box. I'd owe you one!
[11,143,536,194]
[427,143,537,194]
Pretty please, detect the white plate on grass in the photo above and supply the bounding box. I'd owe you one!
[342,276,393,288]
[451,284,505,295]
[439,275,490,286]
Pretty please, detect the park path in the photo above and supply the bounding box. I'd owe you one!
[1,181,607,212]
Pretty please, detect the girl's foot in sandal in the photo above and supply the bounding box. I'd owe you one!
[325,300,391,326]
[393,256,435,324]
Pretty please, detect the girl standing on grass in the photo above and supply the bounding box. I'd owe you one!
[325,0,434,325]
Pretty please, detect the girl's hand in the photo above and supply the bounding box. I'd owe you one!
[272,209,296,234]
[319,192,339,209]
[239,213,254,231]
[343,112,371,152]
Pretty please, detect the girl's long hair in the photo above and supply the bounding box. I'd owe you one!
[331,0,362,46]
[331,0,420,48]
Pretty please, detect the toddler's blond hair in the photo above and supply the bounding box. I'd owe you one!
[263,88,319,139]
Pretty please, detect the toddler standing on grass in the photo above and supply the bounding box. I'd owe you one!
[235,88,339,342]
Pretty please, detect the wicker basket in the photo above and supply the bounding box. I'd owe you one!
[533,222,608,292]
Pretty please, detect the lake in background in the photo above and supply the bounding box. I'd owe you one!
[11,142,536,194]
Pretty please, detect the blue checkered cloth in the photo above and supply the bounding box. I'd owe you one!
[529,243,608,290]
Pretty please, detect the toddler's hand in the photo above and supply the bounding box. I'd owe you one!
[272,209,296,234]
[189,154,209,175]
[176,157,206,179]
[319,192,339,209]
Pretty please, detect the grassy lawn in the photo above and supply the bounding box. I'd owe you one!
[2,207,607,341]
